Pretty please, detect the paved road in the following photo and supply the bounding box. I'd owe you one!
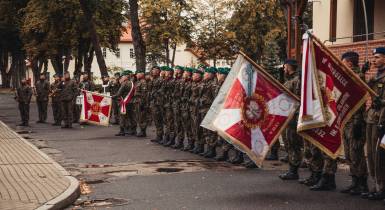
[0,91,384,210]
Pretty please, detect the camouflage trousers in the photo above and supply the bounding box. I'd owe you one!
[173,104,184,141]
[375,138,385,191]
[18,102,30,124]
[151,104,164,138]
[164,106,175,138]
[51,101,62,124]
[344,121,367,177]
[112,99,120,123]
[134,102,147,130]
[190,107,202,146]
[200,108,217,147]
[181,106,192,141]
[61,100,73,127]
[36,100,48,122]
[308,144,324,172]
[120,103,136,132]
[308,144,337,174]
[285,127,303,167]
[366,123,378,179]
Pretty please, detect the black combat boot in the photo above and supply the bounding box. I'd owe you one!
[350,176,368,195]
[115,127,125,136]
[279,165,299,180]
[229,152,244,164]
[204,146,216,158]
[160,135,168,145]
[265,149,278,161]
[165,136,175,147]
[340,176,358,194]
[214,148,228,161]
[199,144,209,156]
[150,135,162,143]
[299,171,322,186]
[193,144,204,154]
[183,139,194,151]
[172,138,184,149]
[310,174,336,191]
[244,161,258,169]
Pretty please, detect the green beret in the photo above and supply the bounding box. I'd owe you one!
[185,67,194,73]
[205,66,217,74]
[175,65,184,71]
[160,66,168,71]
[193,68,204,75]
[121,70,133,76]
[217,67,227,75]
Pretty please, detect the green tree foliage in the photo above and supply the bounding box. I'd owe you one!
[141,0,196,66]
[227,0,286,62]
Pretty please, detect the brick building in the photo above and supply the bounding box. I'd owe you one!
[312,0,385,77]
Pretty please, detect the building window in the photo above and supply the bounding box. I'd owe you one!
[329,0,337,42]
[130,49,135,58]
[116,48,120,58]
[102,48,107,58]
[353,0,374,42]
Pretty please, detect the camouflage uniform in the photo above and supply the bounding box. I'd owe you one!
[181,79,193,150]
[59,79,78,128]
[133,78,148,136]
[279,72,302,180]
[109,80,121,124]
[199,78,217,157]
[149,76,164,141]
[114,80,134,135]
[50,80,62,125]
[172,77,185,148]
[162,77,175,144]
[35,79,50,122]
[189,80,204,153]
[366,69,385,194]
[16,84,33,126]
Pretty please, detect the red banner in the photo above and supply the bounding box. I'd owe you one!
[298,33,370,158]
[81,91,112,126]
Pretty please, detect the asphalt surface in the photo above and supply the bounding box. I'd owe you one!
[0,91,384,210]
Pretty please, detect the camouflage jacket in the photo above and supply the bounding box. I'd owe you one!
[50,81,62,102]
[59,80,78,102]
[149,77,164,106]
[16,85,32,104]
[35,80,50,101]
[172,77,184,107]
[133,79,148,105]
[367,69,385,124]
[79,80,95,91]
[181,79,192,111]
[189,80,203,111]
[199,79,217,113]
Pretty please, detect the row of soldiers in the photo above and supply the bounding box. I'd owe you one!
[112,65,257,167]
[268,47,385,204]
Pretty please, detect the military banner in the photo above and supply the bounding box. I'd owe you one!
[203,52,299,167]
[80,90,112,126]
[297,32,373,158]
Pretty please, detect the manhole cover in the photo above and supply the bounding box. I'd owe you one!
[156,168,184,173]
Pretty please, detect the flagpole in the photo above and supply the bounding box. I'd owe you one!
[308,33,377,97]
[238,51,300,101]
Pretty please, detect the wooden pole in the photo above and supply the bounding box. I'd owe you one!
[238,51,300,101]
[309,33,377,97]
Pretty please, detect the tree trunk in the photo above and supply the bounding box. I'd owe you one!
[84,46,94,79]
[129,0,146,72]
[165,39,170,66]
[79,0,108,77]
[0,50,11,88]
[171,43,177,67]
[10,52,26,89]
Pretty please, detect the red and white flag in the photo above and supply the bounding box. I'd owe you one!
[81,91,112,126]
[298,33,371,158]
[202,52,299,166]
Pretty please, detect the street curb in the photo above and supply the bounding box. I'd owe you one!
[0,121,80,210]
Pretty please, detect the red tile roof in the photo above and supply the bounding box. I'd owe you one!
[120,25,133,43]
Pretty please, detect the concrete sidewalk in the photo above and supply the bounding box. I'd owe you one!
[0,121,79,210]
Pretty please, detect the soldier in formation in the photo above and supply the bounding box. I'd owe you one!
[15,78,33,126]
[50,74,62,126]
[35,73,50,123]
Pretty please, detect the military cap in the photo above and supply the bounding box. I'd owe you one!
[198,64,207,69]
[121,70,133,76]
[185,67,194,73]
[205,66,217,74]
[53,73,61,77]
[152,65,161,70]
[175,65,184,71]
[160,66,169,71]
[341,51,359,60]
[217,67,228,75]
[114,72,121,77]
[373,47,385,55]
[193,68,204,75]
[284,59,298,66]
